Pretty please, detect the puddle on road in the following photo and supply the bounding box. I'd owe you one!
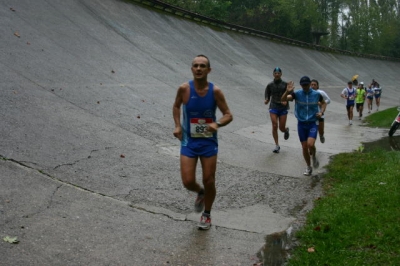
[362,135,400,152]
[257,227,292,266]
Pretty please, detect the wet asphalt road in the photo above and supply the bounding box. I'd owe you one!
[1,0,400,265]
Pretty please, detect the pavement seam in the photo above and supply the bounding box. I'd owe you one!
[1,155,192,223]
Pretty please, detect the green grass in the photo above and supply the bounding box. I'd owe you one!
[363,107,399,128]
[287,112,400,266]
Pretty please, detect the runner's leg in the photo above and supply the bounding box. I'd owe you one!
[270,113,279,145]
[301,141,311,166]
[349,105,354,120]
[278,114,287,133]
[200,155,217,212]
[319,120,324,136]
[180,155,202,193]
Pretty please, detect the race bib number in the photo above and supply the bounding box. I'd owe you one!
[190,118,213,138]
[348,95,355,100]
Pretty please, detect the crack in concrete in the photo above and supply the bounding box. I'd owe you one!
[1,155,192,222]
[53,149,102,170]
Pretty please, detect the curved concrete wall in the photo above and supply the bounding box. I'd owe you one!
[1,0,399,264]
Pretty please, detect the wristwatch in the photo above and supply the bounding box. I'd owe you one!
[216,121,222,127]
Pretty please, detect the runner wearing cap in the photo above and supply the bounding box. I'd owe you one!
[281,76,327,176]
[310,79,330,143]
[264,67,290,153]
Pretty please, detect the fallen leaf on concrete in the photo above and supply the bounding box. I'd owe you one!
[3,236,19,244]
[10,7,16,11]
[137,115,140,119]
[120,154,125,158]
[111,70,115,73]
[14,31,20,38]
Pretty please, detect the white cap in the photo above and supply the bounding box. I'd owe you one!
[360,82,364,85]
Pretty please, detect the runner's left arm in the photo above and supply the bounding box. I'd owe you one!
[209,86,233,132]
[317,95,327,118]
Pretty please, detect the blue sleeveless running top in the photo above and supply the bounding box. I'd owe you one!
[366,88,374,98]
[346,88,356,105]
[181,80,217,146]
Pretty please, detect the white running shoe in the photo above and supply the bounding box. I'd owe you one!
[273,145,280,153]
[303,166,312,176]
[198,214,211,230]
[320,135,325,143]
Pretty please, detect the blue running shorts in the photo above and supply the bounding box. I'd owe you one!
[297,121,318,142]
[346,103,355,110]
[181,142,218,158]
[269,108,288,117]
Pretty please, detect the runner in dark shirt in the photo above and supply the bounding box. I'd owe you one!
[264,67,290,153]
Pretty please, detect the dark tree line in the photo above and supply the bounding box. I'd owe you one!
[161,0,400,57]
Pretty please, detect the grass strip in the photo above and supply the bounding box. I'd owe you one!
[363,107,398,128]
[287,109,400,265]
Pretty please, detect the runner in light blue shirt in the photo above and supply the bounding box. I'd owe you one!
[281,76,327,176]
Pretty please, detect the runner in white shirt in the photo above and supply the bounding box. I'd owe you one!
[366,84,374,113]
[311,79,331,143]
[373,83,382,111]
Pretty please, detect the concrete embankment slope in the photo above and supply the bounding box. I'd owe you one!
[1,0,399,265]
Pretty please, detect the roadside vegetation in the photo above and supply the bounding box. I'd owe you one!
[287,108,400,265]
[160,0,400,58]
[364,107,399,128]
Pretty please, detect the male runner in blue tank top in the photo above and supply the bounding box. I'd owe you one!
[281,76,327,176]
[173,55,233,230]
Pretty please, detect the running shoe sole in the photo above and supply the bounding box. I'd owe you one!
[198,223,211,230]
[284,127,290,140]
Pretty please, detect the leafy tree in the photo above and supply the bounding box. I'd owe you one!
[158,0,400,57]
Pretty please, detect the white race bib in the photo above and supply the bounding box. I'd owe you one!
[190,118,213,138]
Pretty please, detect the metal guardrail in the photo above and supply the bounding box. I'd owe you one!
[130,0,400,62]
